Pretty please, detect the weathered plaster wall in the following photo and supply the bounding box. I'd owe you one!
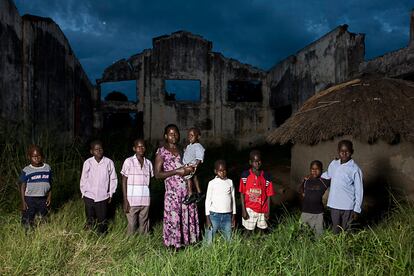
[0,0,22,122]
[267,25,365,113]
[99,31,272,147]
[359,45,414,80]
[0,0,93,141]
[291,137,414,214]
[21,15,93,140]
[359,10,414,81]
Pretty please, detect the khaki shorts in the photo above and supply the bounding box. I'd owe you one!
[242,208,268,230]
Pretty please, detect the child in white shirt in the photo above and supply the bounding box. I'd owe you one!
[204,160,236,244]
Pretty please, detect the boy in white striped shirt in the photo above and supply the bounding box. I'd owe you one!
[204,160,236,244]
[121,139,154,235]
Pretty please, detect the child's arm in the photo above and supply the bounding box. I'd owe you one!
[122,175,130,213]
[79,161,89,197]
[20,182,27,211]
[205,181,213,228]
[321,161,334,179]
[240,194,249,220]
[353,169,364,217]
[108,161,118,203]
[46,190,51,207]
[265,196,271,220]
[239,177,249,220]
[298,180,305,198]
[231,181,237,227]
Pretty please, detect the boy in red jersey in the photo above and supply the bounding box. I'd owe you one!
[239,150,275,233]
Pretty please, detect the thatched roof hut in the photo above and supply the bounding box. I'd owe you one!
[267,77,414,215]
[268,78,414,145]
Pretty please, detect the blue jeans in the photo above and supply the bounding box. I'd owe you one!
[205,212,232,244]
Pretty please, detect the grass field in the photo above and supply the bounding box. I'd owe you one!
[0,200,413,275]
[0,134,413,275]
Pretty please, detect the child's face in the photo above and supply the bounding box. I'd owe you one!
[29,149,43,167]
[165,127,180,144]
[187,130,199,144]
[249,154,262,171]
[133,141,146,157]
[215,164,227,180]
[338,144,352,163]
[90,144,104,160]
[310,164,322,178]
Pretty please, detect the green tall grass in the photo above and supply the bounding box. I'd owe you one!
[0,200,413,275]
[1,128,413,275]
[0,133,85,213]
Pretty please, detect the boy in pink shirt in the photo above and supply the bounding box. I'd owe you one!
[80,140,117,234]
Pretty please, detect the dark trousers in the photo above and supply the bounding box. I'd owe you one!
[21,196,48,227]
[330,208,353,234]
[83,197,109,234]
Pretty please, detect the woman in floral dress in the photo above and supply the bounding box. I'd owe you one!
[154,124,200,248]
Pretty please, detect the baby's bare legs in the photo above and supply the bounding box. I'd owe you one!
[193,175,202,194]
[187,178,194,196]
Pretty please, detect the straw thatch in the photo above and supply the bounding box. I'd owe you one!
[267,77,414,145]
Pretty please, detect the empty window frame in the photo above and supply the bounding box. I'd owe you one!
[227,80,262,102]
[164,80,201,102]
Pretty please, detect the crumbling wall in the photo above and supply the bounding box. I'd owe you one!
[359,47,414,80]
[359,10,414,81]
[0,0,22,123]
[21,14,93,140]
[98,31,272,147]
[267,25,365,113]
[0,0,93,142]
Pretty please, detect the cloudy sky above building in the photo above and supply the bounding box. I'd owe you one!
[15,0,412,85]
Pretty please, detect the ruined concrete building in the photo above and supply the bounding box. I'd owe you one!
[1,0,413,147]
[97,32,271,146]
[97,26,367,146]
[0,0,93,141]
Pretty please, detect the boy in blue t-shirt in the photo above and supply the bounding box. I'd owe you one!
[19,145,52,228]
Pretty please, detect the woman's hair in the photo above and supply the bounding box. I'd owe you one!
[310,160,323,170]
[164,124,180,136]
[27,144,43,157]
[337,139,354,154]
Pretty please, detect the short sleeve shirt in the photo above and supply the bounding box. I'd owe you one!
[239,169,275,213]
[19,163,52,197]
[301,178,330,214]
[182,143,205,165]
[121,156,154,206]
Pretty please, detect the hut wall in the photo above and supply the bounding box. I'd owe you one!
[291,137,414,213]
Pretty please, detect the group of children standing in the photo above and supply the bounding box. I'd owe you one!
[19,127,363,243]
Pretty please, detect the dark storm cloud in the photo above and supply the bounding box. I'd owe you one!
[15,0,412,82]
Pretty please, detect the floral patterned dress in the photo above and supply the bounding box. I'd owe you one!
[157,146,200,248]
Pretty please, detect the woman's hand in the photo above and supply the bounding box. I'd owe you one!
[175,166,194,176]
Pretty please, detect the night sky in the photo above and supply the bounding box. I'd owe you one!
[14,0,413,98]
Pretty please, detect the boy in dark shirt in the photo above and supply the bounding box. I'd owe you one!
[299,160,330,236]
